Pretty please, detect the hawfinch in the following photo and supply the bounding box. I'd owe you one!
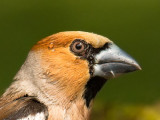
[0,31,141,120]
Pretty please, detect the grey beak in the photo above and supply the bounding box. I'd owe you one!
[93,43,141,79]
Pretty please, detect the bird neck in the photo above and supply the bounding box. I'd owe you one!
[11,74,93,120]
[47,98,92,120]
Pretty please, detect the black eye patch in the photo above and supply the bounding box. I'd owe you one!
[93,42,111,54]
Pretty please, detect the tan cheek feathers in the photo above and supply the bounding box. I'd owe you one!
[40,47,90,85]
[32,43,90,99]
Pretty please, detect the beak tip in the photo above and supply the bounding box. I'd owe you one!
[131,61,142,72]
[136,65,142,71]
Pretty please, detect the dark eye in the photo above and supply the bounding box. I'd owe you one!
[71,41,85,53]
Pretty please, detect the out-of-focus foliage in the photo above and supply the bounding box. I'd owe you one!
[92,102,160,120]
[0,0,160,119]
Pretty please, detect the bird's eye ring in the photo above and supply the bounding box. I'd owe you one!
[72,42,85,53]
[70,39,87,54]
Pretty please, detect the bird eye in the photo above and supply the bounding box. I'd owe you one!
[72,41,85,53]
[70,39,88,55]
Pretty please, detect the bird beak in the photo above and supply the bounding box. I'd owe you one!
[93,43,141,79]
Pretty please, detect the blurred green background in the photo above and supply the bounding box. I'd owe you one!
[0,0,160,119]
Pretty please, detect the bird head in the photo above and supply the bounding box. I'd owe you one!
[15,31,141,107]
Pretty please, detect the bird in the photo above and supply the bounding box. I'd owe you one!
[0,31,141,120]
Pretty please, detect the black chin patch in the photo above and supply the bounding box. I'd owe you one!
[83,76,107,107]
